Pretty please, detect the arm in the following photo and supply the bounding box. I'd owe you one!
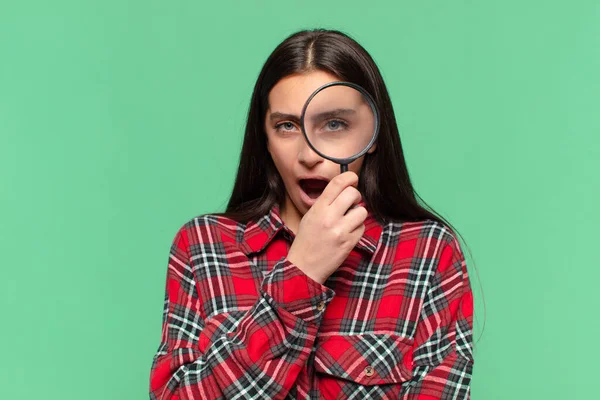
[401,234,475,399]
[149,226,334,400]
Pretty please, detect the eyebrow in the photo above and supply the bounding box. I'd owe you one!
[269,112,301,123]
[268,108,356,123]
[309,108,356,123]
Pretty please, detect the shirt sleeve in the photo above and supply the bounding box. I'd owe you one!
[401,234,475,399]
[149,226,335,400]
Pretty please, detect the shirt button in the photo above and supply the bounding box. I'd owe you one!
[316,301,325,311]
[364,365,374,377]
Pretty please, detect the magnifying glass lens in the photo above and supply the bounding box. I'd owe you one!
[303,85,376,160]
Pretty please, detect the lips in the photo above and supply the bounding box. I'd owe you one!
[299,178,329,200]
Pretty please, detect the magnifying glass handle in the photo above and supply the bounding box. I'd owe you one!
[340,164,348,173]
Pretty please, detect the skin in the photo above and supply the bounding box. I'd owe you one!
[264,70,377,284]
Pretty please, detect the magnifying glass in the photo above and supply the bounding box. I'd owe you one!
[300,81,380,174]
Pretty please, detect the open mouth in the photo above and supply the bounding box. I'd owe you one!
[299,178,329,199]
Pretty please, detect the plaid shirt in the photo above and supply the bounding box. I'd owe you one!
[149,203,474,400]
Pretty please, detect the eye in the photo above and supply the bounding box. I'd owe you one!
[325,119,348,131]
[327,120,341,130]
[275,122,297,132]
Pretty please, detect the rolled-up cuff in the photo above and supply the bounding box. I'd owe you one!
[262,257,335,324]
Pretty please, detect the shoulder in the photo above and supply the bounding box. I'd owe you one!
[383,218,464,269]
[385,218,459,247]
[171,213,247,252]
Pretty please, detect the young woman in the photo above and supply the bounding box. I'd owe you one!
[149,29,474,400]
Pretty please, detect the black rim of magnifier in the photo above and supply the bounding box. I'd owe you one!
[300,81,380,171]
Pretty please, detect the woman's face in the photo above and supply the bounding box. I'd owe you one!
[265,70,375,225]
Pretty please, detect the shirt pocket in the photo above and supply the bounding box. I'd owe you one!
[314,333,413,388]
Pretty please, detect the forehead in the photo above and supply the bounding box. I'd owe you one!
[267,70,341,113]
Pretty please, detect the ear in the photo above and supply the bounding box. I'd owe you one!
[367,144,377,154]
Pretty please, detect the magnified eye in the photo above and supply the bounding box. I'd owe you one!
[325,120,348,131]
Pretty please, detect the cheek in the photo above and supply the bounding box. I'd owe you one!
[269,142,296,177]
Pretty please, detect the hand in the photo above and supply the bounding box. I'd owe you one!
[287,171,367,284]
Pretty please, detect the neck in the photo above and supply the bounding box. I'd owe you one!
[279,196,301,235]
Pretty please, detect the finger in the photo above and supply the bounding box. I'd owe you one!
[318,171,359,206]
[351,223,367,245]
[340,205,368,233]
[330,186,362,217]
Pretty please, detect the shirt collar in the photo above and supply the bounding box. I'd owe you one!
[240,202,383,256]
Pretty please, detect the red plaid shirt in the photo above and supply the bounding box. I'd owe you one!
[149,203,474,399]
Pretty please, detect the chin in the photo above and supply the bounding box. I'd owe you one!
[294,198,310,215]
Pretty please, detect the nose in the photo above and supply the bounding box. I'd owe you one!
[297,139,324,168]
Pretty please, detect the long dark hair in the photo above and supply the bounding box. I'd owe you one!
[217,28,484,342]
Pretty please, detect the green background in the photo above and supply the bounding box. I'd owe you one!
[1,1,598,398]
